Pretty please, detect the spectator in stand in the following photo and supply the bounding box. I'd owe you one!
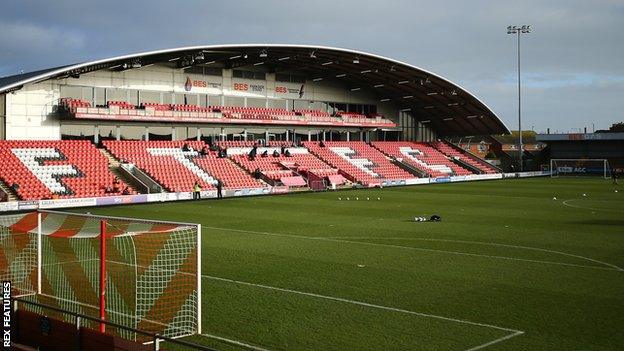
[200,146,208,156]
[182,143,190,152]
[193,181,201,200]
[249,145,258,161]
[253,168,261,179]
[113,177,121,193]
[122,187,131,195]
[319,140,325,148]
[261,150,268,157]
[285,149,292,157]
[217,180,223,199]
[272,150,280,157]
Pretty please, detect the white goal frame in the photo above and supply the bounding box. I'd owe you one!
[550,158,610,179]
[1,210,202,340]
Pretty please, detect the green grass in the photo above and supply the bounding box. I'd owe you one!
[81,177,624,350]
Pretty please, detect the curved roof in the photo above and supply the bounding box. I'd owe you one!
[0,44,509,135]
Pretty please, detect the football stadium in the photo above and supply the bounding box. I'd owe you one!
[0,44,623,351]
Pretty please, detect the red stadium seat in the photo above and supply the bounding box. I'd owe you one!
[103,140,262,192]
[0,140,133,200]
[303,141,415,186]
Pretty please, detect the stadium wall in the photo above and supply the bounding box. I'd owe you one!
[4,65,402,141]
[5,82,61,140]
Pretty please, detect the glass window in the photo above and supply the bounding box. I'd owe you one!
[162,93,173,105]
[184,66,222,76]
[81,87,93,102]
[106,88,127,103]
[99,126,117,140]
[173,93,185,105]
[268,99,287,109]
[120,126,144,140]
[149,127,173,140]
[247,98,266,107]
[293,100,309,110]
[185,94,199,105]
[60,85,83,99]
[127,89,139,105]
[204,67,222,76]
[94,87,106,106]
[208,95,222,106]
[60,124,95,140]
[224,96,244,106]
[233,70,265,80]
[139,91,161,104]
[275,73,290,82]
[275,73,305,83]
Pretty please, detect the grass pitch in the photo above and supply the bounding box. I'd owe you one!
[83,177,624,350]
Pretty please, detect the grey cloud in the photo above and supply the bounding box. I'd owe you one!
[0,0,622,131]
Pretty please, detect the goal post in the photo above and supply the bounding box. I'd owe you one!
[550,159,611,179]
[0,210,202,342]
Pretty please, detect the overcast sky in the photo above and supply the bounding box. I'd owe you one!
[1,0,622,133]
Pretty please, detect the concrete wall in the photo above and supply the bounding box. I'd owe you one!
[5,82,60,140]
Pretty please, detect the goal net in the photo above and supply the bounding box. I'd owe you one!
[0,210,201,342]
[550,159,611,179]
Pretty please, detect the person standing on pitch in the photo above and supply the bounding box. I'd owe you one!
[193,181,201,200]
[216,179,223,199]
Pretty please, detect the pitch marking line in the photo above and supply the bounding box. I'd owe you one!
[203,274,524,350]
[320,236,624,272]
[465,330,525,351]
[203,226,623,272]
[562,199,624,213]
[199,333,272,351]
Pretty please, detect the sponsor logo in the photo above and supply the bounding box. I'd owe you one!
[234,83,264,92]
[557,166,586,173]
[0,202,18,212]
[95,194,148,206]
[271,186,289,194]
[17,200,39,210]
[435,177,452,183]
[275,86,304,95]
[233,83,248,91]
[39,197,96,209]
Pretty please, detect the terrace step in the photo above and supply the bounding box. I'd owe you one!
[99,148,146,194]
[0,179,19,201]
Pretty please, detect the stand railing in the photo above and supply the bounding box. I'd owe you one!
[12,297,215,351]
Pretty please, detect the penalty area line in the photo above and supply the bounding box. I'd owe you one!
[465,330,525,351]
[202,274,522,335]
[199,333,272,351]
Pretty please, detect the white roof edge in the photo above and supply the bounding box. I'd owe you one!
[0,43,509,134]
